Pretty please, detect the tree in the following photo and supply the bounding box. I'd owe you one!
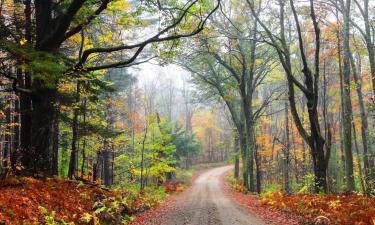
[248,0,331,192]
[340,0,356,192]
[0,0,220,174]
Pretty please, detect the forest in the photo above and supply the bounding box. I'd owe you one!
[0,0,374,224]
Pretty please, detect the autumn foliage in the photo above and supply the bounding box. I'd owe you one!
[261,191,375,225]
[163,181,185,193]
[0,177,104,224]
[0,176,172,224]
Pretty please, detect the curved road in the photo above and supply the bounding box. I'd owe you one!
[145,166,265,225]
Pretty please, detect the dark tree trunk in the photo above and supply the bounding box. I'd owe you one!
[352,122,366,192]
[68,82,80,179]
[30,83,56,174]
[81,99,87,177]
[240,85,255,192]
[51,111,59,176]
[284,100,290,194]
[17,70,33,170]
[337,30,347,185]
[4,100,11,169]
[12,71,21,169]
[234,135,240,179]
[254,142,261,194]
[350,53,374,193]
[250,0,329,192]
[238,130,249,188]
[102,147,111,187]
[342,0,355,192]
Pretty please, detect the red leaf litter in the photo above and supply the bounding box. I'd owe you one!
[0,177,105,224]
[220,174,304,225]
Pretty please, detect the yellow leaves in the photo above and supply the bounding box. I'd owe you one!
[108,0,129,11]
[58,82,76,93]
[69,33,81,44]
[328,200,341,210]
[20,38,27,45]
[115,122,124,129]
[15,165,24,171]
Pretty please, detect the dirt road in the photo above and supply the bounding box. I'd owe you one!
[142,166,265,225]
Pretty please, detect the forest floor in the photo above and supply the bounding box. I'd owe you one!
[0,176,106,224]
[225,172,375,225]
[0,166,373,224]
[0,175,171,224]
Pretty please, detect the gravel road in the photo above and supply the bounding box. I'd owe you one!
[143,166,265,225]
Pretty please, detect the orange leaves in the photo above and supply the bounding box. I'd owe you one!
[0,177,105,224]
[163,181,185,193]
[261,191,375,225]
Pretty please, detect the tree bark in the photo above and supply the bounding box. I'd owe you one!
[254,142,261,194]
[51,111,59,176]
[68,82,80,179]
[234,135,240,179]
[102,142,111,186]
[350,52,374,193]
[284,99,290,194]
[342,0,356,192]
[4,100,11,169]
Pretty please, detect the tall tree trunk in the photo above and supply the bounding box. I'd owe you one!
[234,135,240,179]
[12,70,21,169]
[300,99,307,176]
[284,99,290,194]
[337,30,347,186]
[354,0,375,97]
[350,53,374,193]
[68,82,80,179]
[20,0,33,169]
[102,141,111,187]
[51,111,59,176]
[81,99,87,177]
[4,100,11,169]
[31,85,55,174]
[140,124,148,190]
[254,141,261,194]
[240,73,255,191]
[239,130,249,187]
[352,122,366,192]
[342,0,356,192]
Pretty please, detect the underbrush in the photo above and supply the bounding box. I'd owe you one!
[90,184,167,224]
[225,174,247,193]
[0,177,170,225]
[261,191,375,225]
[224,174,375,225]
[174,168,193,186]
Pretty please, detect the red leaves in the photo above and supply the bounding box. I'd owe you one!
[223,183,302,224]
[261,191,375,225]
[0,177,105,224]
[163,181,184,193]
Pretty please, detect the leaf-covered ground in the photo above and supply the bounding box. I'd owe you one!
[0,176,105,224]
[0,176,176,224]
[223,175,303,224]
[260,191,375,225]
[225,174,375,225]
